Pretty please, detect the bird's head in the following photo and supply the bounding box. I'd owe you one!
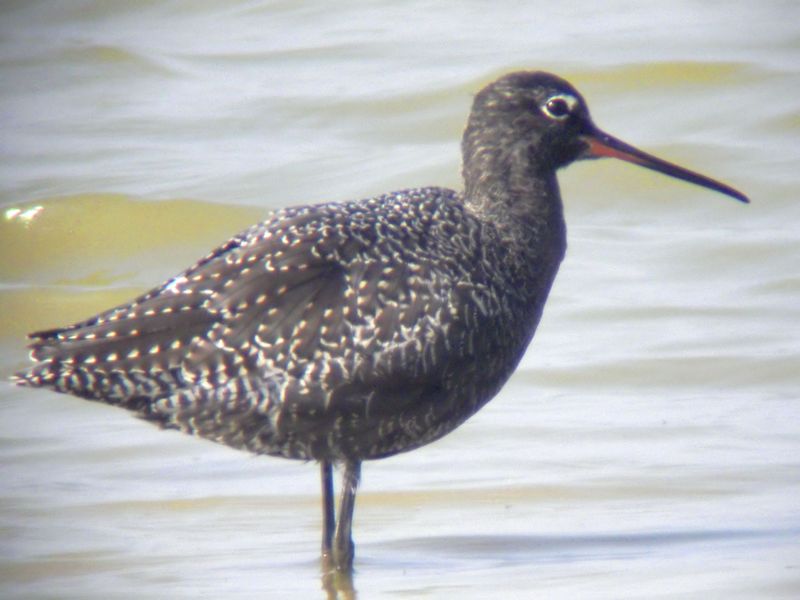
[464,71,748,203]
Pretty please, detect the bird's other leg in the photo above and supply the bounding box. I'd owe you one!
[332,460,361,572]
[321,460,335,559]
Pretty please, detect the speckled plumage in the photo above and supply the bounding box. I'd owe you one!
[14,71,747,572]
[17,185,563,461]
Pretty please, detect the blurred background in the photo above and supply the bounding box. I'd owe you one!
[1,1,798,598]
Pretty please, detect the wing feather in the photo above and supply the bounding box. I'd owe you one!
[15,189,496,460]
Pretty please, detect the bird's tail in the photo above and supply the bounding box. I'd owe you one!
[13,286,217,407]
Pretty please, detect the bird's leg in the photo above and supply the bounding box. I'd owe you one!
[332,460,361,571]
[321,460,335,559]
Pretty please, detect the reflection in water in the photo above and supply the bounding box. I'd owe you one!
[321,558,357,600]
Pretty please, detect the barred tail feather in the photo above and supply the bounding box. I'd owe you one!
[13,284,218,406]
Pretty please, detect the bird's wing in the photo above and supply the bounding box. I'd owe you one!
[15,205,345,394]
[16,193,484,427]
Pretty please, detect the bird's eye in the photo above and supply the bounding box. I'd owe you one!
[542,94,578,120]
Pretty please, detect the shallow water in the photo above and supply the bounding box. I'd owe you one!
[1,1,799,598]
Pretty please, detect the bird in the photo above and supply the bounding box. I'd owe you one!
[13,71,749,573]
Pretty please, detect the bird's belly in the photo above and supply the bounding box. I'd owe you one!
[255,321,534,462]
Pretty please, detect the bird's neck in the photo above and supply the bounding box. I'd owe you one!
[462,141,566,247]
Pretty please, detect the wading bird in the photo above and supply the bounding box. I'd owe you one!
[15,71,748,572]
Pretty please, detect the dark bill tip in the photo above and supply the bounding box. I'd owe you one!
[582,129,750,204]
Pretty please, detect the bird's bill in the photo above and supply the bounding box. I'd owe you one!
[581,128,749,203]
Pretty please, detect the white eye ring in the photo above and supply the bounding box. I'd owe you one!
[542,93,579,120]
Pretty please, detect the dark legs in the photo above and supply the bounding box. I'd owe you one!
[320,461,360,598]
[319,460,362,572]
[321,460,335,558]
[333,460,361,570]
